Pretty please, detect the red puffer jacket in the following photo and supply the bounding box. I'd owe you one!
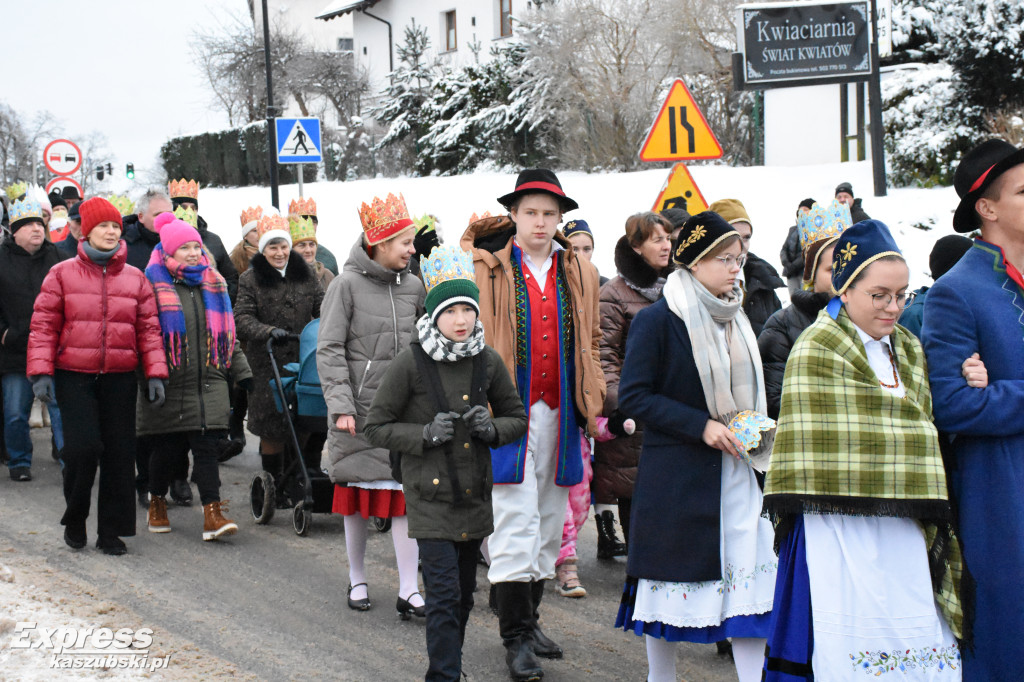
[27,241,168,379]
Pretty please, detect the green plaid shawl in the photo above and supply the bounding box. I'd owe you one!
[764,308,968,640]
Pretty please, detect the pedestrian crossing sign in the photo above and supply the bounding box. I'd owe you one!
[276,117,322,164]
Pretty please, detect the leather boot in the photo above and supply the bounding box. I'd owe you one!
[495,582,543,681]
[261,453,290,508]
[595,509,628,559]
[202,501,239,541]
[618,497,633,545]
[529,581,563,659]
[147,495,171,533]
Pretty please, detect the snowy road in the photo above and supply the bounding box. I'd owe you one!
[1,426,738,681]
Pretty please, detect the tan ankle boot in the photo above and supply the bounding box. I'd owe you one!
[148,495,171,533]
[202,501,238,541]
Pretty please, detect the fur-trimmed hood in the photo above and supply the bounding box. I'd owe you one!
[613,235,674,289]
[250,249,314,288]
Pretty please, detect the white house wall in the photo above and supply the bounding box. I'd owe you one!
[351,0,517,96]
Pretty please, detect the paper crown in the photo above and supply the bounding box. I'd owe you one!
[413,213,437,231]
[468,211,492,226]
[257,212,288,238]
[5,181,27,202]
[288,196,317,217]
[240,206,263,232]
[173,205,198,227]
[358,192,414,246]
[421,244,479,319]
[289,215,317,243]
[107,194,136,217]
[8,198,45,229]
[727,410,776,473]
[168,178,200,201]
[798,200,852,252]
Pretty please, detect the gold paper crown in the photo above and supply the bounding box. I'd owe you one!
[5,181,27,202]
[288,197,317,217]
[357,192,414,246]
[289,215,317,244]
[468,211,492,226]
[168,178,200,201]
[257,213,288,238]
[174,205,198,227]
[107,194,136,216]
[240,206,263,230]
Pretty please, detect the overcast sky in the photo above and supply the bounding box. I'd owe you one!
[1,0,250,183]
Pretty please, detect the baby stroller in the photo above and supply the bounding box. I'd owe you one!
[250,318,335,535]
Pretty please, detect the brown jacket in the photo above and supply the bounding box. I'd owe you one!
[593,236,671,502]
[460,216,605,435]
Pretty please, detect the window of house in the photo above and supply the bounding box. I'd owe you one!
[444,10,457,51]
[337,37,354,52]
[499,0,513,37]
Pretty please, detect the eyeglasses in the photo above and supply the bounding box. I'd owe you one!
[713,254,747,268]
[848,286,916,310]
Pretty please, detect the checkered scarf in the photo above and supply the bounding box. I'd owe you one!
[416,314,485,363]
[764,307,968,640]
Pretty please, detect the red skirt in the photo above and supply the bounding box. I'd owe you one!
[332,484,406,519]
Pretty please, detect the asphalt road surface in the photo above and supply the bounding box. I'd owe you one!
[0,426,739,681]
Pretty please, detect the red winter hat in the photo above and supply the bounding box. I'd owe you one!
[79,197,123,238]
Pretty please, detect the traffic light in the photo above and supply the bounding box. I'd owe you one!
[126,163,135,179]
[96,164,104,180]
[105,163,113,176]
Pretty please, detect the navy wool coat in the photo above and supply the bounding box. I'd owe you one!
[618,298,722,583]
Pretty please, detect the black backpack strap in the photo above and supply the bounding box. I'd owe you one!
[412,344,465,506]
[469,350,492,488]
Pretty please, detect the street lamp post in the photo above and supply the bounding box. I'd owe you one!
[262,0,280,209]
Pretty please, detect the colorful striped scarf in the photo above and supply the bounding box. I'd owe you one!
[145,245,235,370]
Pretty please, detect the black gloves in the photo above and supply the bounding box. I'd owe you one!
[269,328,290,341]
[607,410,632,437]
[31,375,55,404]
[237,377,254,392]
[423,411,460,447]
[148,378,166,407]
[463,405,497,444]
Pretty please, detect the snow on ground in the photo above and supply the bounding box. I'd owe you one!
[197,160,961,297]
[0,554,249,681]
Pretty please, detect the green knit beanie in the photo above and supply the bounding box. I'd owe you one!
[425,278,480,323]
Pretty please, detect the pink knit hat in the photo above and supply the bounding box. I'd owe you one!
[159,217,203,255]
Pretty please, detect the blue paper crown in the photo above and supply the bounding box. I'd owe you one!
[9,198,44,227]
[421,244,476,295]
[798,199,852,252]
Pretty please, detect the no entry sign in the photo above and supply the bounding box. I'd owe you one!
[43,139,82,176]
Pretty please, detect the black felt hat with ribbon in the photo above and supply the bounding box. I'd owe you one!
[497,168,579,213]
[953,139,1024,233]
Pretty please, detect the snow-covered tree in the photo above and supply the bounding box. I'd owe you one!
[370,20,438,159]
[947,0,1024,115]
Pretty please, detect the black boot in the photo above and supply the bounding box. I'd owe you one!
[618,497,633,546]
[489,582,500,617]
[529,581,563,659]
[261,453,290,508]
[495,582,543,681]
[596,510,628,559]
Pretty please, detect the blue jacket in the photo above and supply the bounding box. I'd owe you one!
[897,285,928,338]
[619,298,722,582]
[921,239,1024,680]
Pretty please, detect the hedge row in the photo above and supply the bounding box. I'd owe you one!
[160,121,317,187]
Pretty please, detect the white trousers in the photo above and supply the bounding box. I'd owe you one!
[488,401,570,583]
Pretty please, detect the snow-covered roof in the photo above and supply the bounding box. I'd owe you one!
[316,0,381,21]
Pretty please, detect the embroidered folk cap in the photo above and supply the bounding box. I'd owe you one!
[830,219,903,298]
[562,219,593,244]
[672,211,740,268]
